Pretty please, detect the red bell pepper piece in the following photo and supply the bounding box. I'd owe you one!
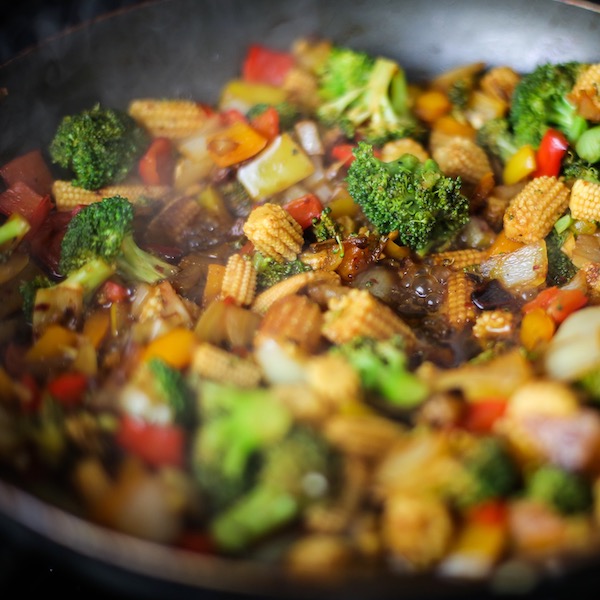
[249,106,280,141]
[220,108,248,126]
[116,414,185,468]
[47,372,88,407]
[331,143,357,167]
[242,44,295,86]
[523,285,588,324]
[534,128,569,178]
[0,149,54,196]
[461,397,508,434]
[467,499,508,526]
[0,181,52,239]
[138,137,175,186]
[284,193,324,229]
[100,280,130,304]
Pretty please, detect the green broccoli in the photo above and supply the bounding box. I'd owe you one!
[576,367,600,403]
[561,151,600,183]
[210,425,339,553]
[346,142,469,254]
[19,257,115,324]
[0,213,30,262]
[147,358,194,424]
[545,226,577,287]
[449,436,520,509]
[59,195,178,284]
[49,104,149,190]
[334,335,429,408]
[217,179,253,218]
[509,62,588,147]
[526,465,593,515]
[246,102,300,131]
[311,206,343,249]
[251,251,312,290]
[476,117,520,163]
[316,45,420,145]
[192,380,293,514]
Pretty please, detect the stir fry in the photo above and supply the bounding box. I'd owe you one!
[3,38,600,582]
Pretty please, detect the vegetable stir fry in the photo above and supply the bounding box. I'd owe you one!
[3,37,600,582]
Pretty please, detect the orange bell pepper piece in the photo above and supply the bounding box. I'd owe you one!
[207,121,267,168]
[142,327,197,369]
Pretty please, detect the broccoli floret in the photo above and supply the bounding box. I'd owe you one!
[251,251,312,290]
[450,436,520,509]
[346,142,469,254]
[476,117,520,163]
[311,206,343,245]
[526,465,593,515]
[59,195,178,284]
[192,380,293,514]
[316,45,421,145]
[49,104,149,190]
[509,62,588,148]
[19,257,115,324]
[561,151,600,183]
[334,335,429,408]
[246,102,300,131]
[545,226,577,287]
[147,358,194,423]
[0,213,30,262]
[210,425,339,553]
[577,367,600,403]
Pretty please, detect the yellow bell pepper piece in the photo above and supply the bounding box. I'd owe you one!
[207,120,267,168]
[503,144,536,185]
[328,188,358,219]
[520,307,556,351]
[142,327,197,369]
[219,79,287,112]
[202,263,226,307]
[431,114,477,140]
[83,310,110,349]
[237,133,315,200]
[26,325,79,363]
[487,229,525,256]
[414,89,452,123]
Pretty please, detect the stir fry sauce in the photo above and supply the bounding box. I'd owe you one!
[3,38,600,580]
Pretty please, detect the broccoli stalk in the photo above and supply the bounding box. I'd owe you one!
[476,117,520,163]
[49,104,149,190]
[509,62,589,147]
[20,257,115,324]
[192,381,293,514]
[59,195,178,284]
[210,426,338,553]
[0,213,30,261]
[316,46,420,145]
[246,102,300,131]
[334,335,429,408]
[251,251,311,290]
[346,142,469,254]
[526,465,592,515]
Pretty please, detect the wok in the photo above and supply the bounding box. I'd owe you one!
[2,0,600,597]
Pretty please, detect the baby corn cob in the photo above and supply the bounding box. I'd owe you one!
[429,248,487,271]
[243,202,304,263]
[432,137,494,185]
[568,64,600,121]
[381,138,430,163]
[322,289,416,348]
[442,271,477,328]
[191,342,262,388]
[221,254,257,307]
[257,294,324,353]
[252,270,340,315]
[52,180,170,210]
[479,66,521,105]
[503,176,570,243]
[569,179,600,222]
[128,99,210,139]
[472,309,514,343]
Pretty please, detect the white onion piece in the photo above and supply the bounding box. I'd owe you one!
[543,306,600,381]
[176,115,222,161]
[479,240,547,290]
[294,120,324,156]
[254,337,307,385]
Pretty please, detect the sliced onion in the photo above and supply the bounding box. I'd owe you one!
[254,337,307,385]
[479,240,547,290]
[543,306,600,381]
[294,119,324,156]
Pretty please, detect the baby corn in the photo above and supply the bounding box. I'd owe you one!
[221,254,257,307]
[569,179,600,222]
[128,99,210,139]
